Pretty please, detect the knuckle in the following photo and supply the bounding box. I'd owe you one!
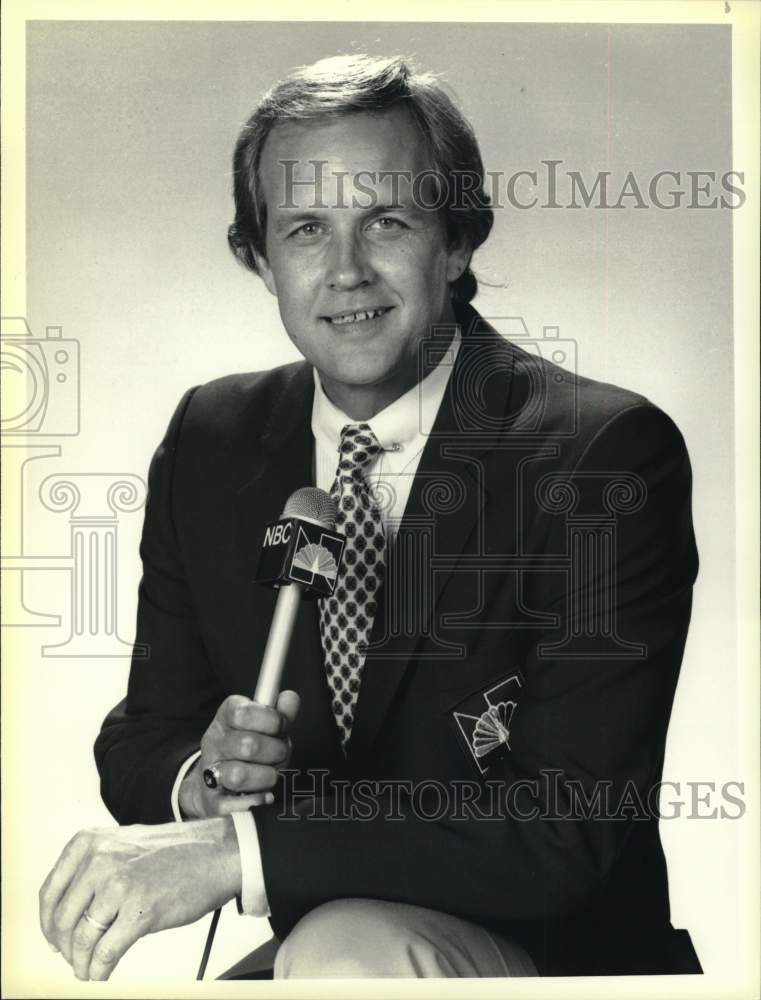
[88,854,113,882]
[251,705,273,732]
[241,735,257,758]
[53,910,72,933]
[226,695,249,723]
[71,925,91,950]
[108,874,130,899]
[206,718,224,742]
[235,704,257,729]
[88,837,109,859]
[266,708,283,733]
[84,830,109,857]
[93,941,117,966]
[226,764,244,787]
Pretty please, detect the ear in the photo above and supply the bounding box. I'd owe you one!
[445,234,473,284]
[254,251,278,297]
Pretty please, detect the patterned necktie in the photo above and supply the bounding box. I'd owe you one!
[319,423,387,750]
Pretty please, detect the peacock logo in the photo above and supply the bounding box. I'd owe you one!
[451,672,523,775]
[288,526,342,591]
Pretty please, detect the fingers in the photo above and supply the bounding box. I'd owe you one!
[87,908,148,982]
[194,691,301,817]
[219,695,283,735]
[212,760,279,794]
[70,900,118,981]
[276,689,301,729]
[219,729,290,766]
[41,819,239,981]
[39,830,95,951]
[40,832,129,982]
[51,869,97,964]
[206,690,299,769]
[275,691,298,768]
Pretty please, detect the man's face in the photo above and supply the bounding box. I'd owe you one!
[255,107,470,417]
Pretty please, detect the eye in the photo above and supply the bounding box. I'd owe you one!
[290,222,325,239]
[368,216,407,232]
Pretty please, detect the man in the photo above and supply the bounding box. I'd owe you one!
[39,54,701,980]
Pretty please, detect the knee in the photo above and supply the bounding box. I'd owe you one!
[274,898,440,978]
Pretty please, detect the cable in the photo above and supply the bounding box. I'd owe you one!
[196,906,222,980]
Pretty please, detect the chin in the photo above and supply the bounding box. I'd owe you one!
[335,370,391,389]
[330,358,398,386]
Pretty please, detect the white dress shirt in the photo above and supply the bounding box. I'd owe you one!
[312,328,461,532]
[171,327,461,916]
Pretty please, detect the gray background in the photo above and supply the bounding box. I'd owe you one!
[22,20,736,984]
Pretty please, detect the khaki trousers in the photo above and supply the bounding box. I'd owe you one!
[222,899,538,979]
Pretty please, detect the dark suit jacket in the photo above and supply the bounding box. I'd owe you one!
[95,303,700,976]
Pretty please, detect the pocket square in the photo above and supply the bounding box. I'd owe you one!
[449,671,524,775]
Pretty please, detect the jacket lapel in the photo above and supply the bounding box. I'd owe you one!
[234,362,315,583]
[347,306,518,764]
[233,362,345,765]
[231,309,520,769]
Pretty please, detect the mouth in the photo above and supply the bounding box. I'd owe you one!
[322,306,394,327]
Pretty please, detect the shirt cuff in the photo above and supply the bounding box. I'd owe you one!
[170,750,202,821]
[231,810,271,917]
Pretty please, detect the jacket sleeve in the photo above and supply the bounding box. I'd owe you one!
[94,386,226,824]
[252,403,699,938]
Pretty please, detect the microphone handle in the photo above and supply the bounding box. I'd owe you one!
[253,582,304,707]
[199,581,306,981]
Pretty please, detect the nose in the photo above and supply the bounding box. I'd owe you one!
[325,232,373,291]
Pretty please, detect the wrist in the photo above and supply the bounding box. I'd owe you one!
[213,815,243,901]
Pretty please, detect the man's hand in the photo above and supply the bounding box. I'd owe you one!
[179,690,299,818]
[39,818,240,981]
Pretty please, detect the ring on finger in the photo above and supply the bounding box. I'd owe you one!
[203,763,222,789]
[83,909,112,933]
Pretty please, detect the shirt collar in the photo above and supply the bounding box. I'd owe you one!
[311,327,461,454]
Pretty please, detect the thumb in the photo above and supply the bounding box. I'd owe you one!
[276,689,300,729]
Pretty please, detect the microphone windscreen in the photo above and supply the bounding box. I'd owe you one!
[281,487,338,530]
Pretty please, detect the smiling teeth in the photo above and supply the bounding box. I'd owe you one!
[329,308,388,325]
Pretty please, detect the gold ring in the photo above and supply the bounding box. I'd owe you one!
[83,909,111,933]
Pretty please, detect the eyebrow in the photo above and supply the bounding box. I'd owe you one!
[370,201,415,214]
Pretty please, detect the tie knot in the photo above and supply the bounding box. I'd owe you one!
[337,423,382,476]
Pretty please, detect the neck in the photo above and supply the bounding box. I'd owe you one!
[319,370,422,422]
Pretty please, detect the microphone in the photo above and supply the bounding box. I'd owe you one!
[253,487,344,707]
[197,486,345,983]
